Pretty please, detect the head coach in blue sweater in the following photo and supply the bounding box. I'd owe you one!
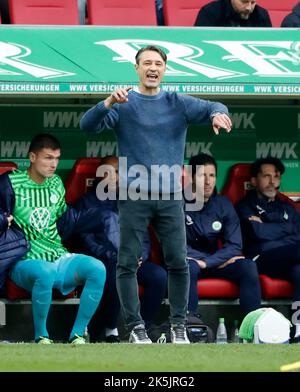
[80,45,232,344]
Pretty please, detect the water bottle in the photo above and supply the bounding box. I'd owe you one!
[231,320,240,343]
[216,317,228,344]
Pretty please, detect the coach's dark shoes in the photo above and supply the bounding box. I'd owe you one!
[291,335,300,344]
[106,334,120,343]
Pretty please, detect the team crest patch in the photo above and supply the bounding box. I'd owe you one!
[50,194,58,204]
[212,221,222,231]
[186,215,194,225]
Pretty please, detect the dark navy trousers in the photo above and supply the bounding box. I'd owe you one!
[255,244,300,302]
[188,258,261,315]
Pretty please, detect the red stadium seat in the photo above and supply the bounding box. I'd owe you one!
[222,162,296,299]
[87,0,157,26]
[6,278,30,300]
[221,163,253,206]
[258,0,295,27]
[198,279,239,298]
[9,0,80,25]
[64,157,102,204]
[0,161,17,174]
[163,0,210,26]
[259,275,293,299]
[6,277,76,300]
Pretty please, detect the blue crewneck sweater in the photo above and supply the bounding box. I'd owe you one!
[80,90,228,193]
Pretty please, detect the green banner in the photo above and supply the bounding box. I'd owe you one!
[0,26,300,96]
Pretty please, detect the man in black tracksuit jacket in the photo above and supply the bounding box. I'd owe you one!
[236,157,300,342]
[185,153,261,317]
[194,0,272,27]
[281,2,300,27]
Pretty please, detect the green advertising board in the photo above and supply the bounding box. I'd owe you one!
[0,26,299,96]
[0,26,299,195]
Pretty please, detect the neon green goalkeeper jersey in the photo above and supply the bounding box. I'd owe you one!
[9,170,68,261]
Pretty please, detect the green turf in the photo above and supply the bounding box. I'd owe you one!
[0,343,299,372]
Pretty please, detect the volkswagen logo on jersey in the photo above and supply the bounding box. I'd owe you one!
[186,215,194,225]
[212,221,222,231]
[30,208,50,231]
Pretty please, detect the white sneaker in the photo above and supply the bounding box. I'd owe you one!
[170,324,190,344]
[36,336,53,345]
[69,334,86,345]
[129,324,152,344]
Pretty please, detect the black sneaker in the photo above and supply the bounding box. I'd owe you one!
[129,324,152,344]
[106,335,120,343]
[170,324,190,344]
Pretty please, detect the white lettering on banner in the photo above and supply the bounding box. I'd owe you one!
[86,141,118,157]
[97,39,300,79]
[185,142,212,158]
[96,39,245,79]
[1,141,30,158]
[231,113,255,129]
[69,85,88,92]
[43,112,83,128]
[0,41,74,79]
[0,83,60,92]
[162,85,180,92]
[256,142,298,159]
[181,85,245,93]
[285,162,299,168]
[207,41,300,77]
[253,86,272,93]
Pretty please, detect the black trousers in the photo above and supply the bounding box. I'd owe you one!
[117,198,189,330]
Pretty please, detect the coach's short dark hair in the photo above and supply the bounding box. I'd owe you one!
[189,153,218,178]
[250,157,285,178]
[135,45,167,64]
[29,133,61,153]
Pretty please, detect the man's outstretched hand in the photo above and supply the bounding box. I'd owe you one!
[104,87,132,109]
[212,113,232,135]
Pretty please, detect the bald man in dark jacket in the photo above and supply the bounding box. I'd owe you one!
[195,0,272,27]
